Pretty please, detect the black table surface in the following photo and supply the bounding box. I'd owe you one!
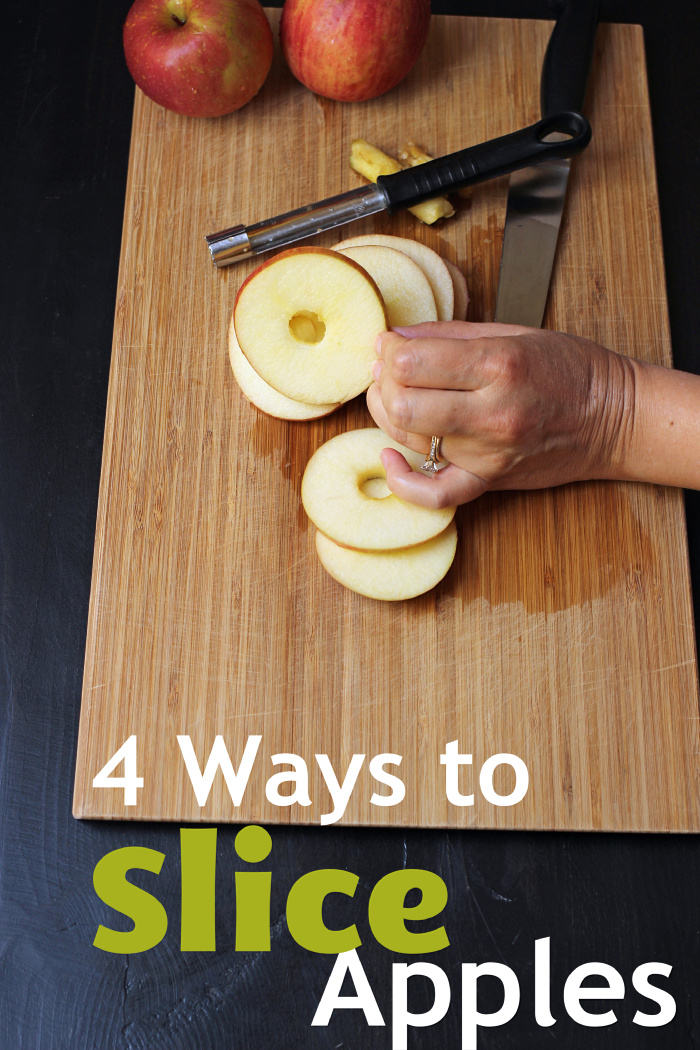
[3,1,700,1047]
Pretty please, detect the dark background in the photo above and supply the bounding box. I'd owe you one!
[2,1,700,1046]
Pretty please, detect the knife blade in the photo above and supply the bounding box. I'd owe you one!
[494,0,600,327]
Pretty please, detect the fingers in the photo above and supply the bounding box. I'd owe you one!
[391,320,534,342]
[366,381,429,453]
[366,382,489,478]
[380,449,488,509]
[370,364,477,437]
[376,326,534,392]
[375,332,489,391]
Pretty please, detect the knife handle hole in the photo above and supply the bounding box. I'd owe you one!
[539,130,573,143]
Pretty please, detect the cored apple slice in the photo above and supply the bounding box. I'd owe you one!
[443,259,469,322]
[234,247,388,405]
[336,245,437,326]
[332,234,454,321]
[228,315,340,420]
[315,521,458,601]
[301,428,455,551]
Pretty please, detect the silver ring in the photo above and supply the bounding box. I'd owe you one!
[421,435,443,475]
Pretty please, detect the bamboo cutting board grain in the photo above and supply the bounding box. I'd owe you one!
[73,14,700,830]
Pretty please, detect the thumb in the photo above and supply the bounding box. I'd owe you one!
[380,448,488,509]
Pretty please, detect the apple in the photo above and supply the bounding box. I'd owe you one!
[444,259,469,321]
[228,316,340,420]
[280,0,431,104]
[335,245,437,326]
[233,247,388,405]
[332,233,455,321]
[123,0,273,118]
[315,521,457,601]
[301,428,455,551]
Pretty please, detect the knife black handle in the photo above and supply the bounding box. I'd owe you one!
[541,0,600,117]
[377,111,591,214]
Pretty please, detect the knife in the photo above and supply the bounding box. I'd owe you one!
[494,0,600,326]
[205,111,591,268]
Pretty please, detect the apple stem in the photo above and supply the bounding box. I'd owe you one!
[171,13,186,26]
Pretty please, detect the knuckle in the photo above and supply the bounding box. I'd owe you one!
[390,347,415,382]
[495,341,527,386]
[486,433,519,474]
[443,402,468,437]
[386,391,415,430]
[499,404,530,445]
[386,422,410,447]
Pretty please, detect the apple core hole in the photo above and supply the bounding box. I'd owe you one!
[360,476,391,499]
[289,311,326,344]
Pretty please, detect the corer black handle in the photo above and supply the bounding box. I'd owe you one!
[376,111,591,215]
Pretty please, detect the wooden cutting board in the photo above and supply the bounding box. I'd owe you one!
[73,13,700,830]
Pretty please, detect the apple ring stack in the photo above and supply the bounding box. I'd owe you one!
[302,428,458,601]
[229,237,468,419]
[229,234,468,599]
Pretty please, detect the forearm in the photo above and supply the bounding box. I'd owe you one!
[616,359,700,489]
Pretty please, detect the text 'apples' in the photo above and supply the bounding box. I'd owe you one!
[280,0,431,103]
[123,0,273,118]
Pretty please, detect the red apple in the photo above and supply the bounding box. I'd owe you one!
[280,0,431,103]
[123,0,274,118]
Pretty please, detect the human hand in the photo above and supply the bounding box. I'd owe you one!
[367,321,637,508]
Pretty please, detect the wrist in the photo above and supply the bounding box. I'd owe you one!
[595,356,700,489]
[584,344,638,482]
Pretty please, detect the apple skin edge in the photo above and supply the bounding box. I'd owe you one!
[233,245,386,315]
[280,0,431,103]
[123,0,273,118]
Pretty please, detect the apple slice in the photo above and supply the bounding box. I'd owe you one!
[443,259,469,321]
[234,247,388,405]
[301,428,455,551]
[228,315,340,420]
[332,234,454,321]
[336,245,437,326]
[315,521,458,601]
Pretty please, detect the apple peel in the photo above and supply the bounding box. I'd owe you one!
[443,259,469,322]
[122,0,274,118]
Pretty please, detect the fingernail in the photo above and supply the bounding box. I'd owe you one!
[374,333,384,355]
[370,359,383,382]
[379,450,389,469]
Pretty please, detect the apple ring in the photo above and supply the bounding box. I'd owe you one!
[228,315,340,420]
[335,245,437,326]
[234,247,388,405]
[315,521,458,601]
[332,233,455,321]
[301,428,455,551]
